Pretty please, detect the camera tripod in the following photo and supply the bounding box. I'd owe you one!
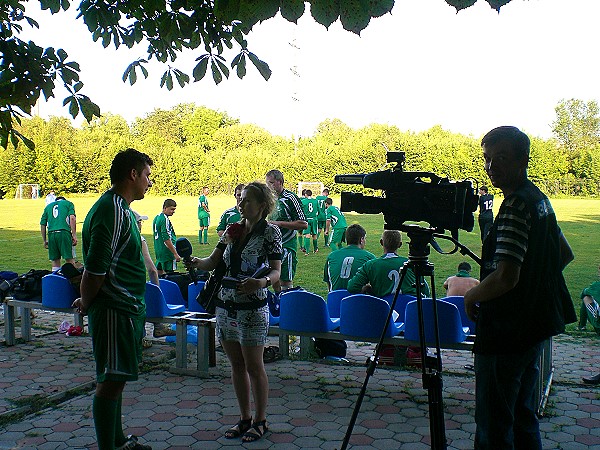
[340,224,480,450]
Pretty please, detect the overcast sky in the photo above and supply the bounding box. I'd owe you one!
[23,0,600,139]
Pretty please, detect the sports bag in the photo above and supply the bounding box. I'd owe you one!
[11,269,52,301]
[314,338,347,358]
[197,260,227,315]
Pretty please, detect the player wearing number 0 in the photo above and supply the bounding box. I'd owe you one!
[347,230,430,298]
[323,224,375,291]
[302,190,320,255]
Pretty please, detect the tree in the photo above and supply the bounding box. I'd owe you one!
[2,0,514,150]
[552,99,600,154]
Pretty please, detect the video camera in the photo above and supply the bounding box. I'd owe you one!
[334,151,478,235]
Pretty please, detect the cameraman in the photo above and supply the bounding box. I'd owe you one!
[464,126,575,449]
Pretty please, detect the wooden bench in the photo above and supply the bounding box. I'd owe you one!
[3,297,84,346]
[269,325,553,416]
[2,298,217,378]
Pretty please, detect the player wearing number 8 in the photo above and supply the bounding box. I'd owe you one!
[347,230,430,298]
[323,224,375,291]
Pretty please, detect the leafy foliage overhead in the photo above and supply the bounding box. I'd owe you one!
[2,0,517,149]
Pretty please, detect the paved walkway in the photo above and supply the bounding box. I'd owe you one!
[0,309,599,449]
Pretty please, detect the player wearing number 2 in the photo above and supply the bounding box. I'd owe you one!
[347,230,430,298]
[323,224,375,291]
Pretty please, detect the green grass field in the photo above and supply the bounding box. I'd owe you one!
[3,194,598,332]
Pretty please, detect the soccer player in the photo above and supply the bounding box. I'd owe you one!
[153,199,180,275]
[216,184,244,237]
[298,189,307,251]
[347,230,430,298]
[323,224,375,291]
[198,186,210,244]
[72,148,153,450]
[324,197,347,250]
[478,185,494,242]
[302,189,320,254]
[40,195,77,272]
[316,188,329,246]
[265,169,307,291]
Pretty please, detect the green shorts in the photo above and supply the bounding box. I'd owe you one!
[318,220,326,231]
[156,260,176,272]
[48,230,74,261]
[88,306,145,383]
[329,227,346,246]
[280,247,297,282]
[303,219,319,236]
[198,216,210,227]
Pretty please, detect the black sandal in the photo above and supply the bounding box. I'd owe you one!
[224,417,252,439]
[242,420,268,443]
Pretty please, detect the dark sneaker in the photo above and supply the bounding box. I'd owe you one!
[116,435,152,450]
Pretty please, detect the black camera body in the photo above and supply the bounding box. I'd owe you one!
[335,151,478,234]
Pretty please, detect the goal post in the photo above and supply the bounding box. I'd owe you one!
[14,184,40,199]
[297,181,324,197]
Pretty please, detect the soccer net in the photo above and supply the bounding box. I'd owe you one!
[297,181,324,197]
[15,184,40,199]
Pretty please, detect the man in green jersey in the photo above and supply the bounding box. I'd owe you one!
[301,189,320,255]
[197,186,210,244]
[348,230,430,298]
[72,148,153,450]
[316,188,329,246]
[153,199,180,275]
[216,183,244,237]
[265,169,307,291]
[324,197,347,250]
[323,224,375,291]
[298,189,308,251]
[40,195,77,272]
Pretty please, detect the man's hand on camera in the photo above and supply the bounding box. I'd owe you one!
[238,277,263,294]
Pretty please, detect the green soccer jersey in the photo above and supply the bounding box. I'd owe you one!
[323,245,376,291]
[303,198,319,221]
[326,205,347,229]
[316,195,327,220]
[347,253,430,298]
[198,195,210,219]
[40,199,75,232]
[216,206,241,233]
[270,188,306,249]
[153,213,177,262]
[82,191,146,317]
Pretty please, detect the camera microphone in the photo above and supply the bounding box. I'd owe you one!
[175,237,198,285]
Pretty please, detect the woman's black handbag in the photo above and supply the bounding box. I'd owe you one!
[197,260,227,315]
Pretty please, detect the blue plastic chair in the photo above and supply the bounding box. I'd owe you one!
[269,311,280,326]
[159,278,186,306]
[326,289,351,318]
[404,298,469,344]
[144,282,186,319]
[440,295,475,334]
[187,281,207,313]
[340,294,404,339]
[279,291,339,333]
[382,293,416,322]
[42,274,78,308]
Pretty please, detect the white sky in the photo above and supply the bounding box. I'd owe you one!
[23,0,600,139]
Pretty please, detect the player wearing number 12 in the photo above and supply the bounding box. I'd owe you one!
[323,224,375,291]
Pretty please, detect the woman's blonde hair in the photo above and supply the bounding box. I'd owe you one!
[243,181,276,219]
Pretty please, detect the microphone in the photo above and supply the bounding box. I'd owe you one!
[175,237,198,284]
